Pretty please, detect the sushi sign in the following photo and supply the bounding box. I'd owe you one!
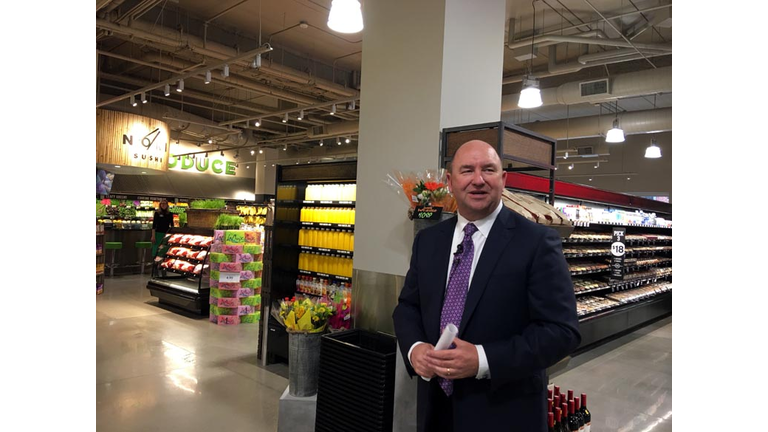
[96,109,170,171]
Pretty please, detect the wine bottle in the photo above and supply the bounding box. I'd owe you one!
[548,412,556,432]
[561,403,570,432]
[553,395,560,415]
[554,386,561,398]
[580,393,591,432]
[574,397,585,431]
[554,407,565,432]
[568,400,580,432]
[548,388,554,400]
[567,389,574,402]
[548,398,553,414]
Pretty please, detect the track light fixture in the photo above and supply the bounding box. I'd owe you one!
[330,104,336,115]
[348,100,356,110]
[319,140,324,147]
[222,64,229,78]
[141,93,147,104]
[564,151,569,159]
[259,149,263,154]
[252,54,262,69]
[345,137,351,144]
[205,152,209,158]
[205,70,211,84]
[221,150,225,156]
[254,119,261,127]
[208,138,213,144]
[247,165,250,169]
[337,138,341,145]
[234,151,239,159]
[250,149,255,156]
[282,113,288,123]
[176,79,184,92]
[130,95,137,107]
[297,110,304,120]
[568,164,574,170]
[164,84,170,96]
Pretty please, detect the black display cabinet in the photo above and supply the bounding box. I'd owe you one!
[146,227,214,315]
[262,161,357,365]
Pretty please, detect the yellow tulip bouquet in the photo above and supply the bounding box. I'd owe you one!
[278,296,335,333]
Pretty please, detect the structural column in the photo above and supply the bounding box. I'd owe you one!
[352,0,506,430]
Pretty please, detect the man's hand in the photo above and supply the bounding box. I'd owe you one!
[425,337,479,379]
[410,343,437,379]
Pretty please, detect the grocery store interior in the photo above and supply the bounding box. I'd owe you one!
[95,0,675,431]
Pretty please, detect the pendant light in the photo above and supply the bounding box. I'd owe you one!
[518,1,542,109]
[645,138,662,158]
[605,101,625,143]
[164,83,170,96]
[327,0,364,34]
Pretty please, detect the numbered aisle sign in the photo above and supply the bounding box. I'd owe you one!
[610,227,626,280]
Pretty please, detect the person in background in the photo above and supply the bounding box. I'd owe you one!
[392,140,580,432]
[151,199,174,257]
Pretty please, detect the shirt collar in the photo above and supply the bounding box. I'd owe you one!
[456,200,503,239]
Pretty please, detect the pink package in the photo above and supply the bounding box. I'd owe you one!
[244,231,260,244]
[209,243,223,253]
[237,305,256,315]
[216,315,239,326]
[211,297,240,308]
[209,314,217,323]
[213,230,226,244]
[239,271,254,280]
[219,282,241,290]
[234,254,253,263]
[220,262,242,272]
[210,262,220,271]
[237,288,255,298]
[222,245,243,254]
[210,279,219,288]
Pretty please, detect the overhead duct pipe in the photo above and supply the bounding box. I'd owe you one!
[506,34,671,52]
[96,18,358,99]
[501,66,671,112]
[517,108,672,140]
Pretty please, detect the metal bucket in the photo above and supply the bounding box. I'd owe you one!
[413,212,455,237]
[288,331,323,397]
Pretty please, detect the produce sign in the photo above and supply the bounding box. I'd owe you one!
[168,154,237,176]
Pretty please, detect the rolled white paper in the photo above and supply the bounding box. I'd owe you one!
[434,323,459,351]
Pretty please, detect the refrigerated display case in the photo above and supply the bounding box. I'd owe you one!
[146,227,214,315]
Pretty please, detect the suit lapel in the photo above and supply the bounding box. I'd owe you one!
[459,207,516,336]
[426,217,456,343]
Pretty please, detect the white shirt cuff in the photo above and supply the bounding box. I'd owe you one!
[408,341,432,381]
[475,344,490,379]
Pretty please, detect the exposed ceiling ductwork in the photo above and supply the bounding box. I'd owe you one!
[518,107,672,140]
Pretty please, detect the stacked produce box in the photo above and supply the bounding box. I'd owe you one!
[208,229,263,325]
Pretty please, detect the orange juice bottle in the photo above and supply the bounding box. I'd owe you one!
[299,228,305,245]
[350,209,355,224]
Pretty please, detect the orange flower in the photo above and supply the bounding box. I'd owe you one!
[424,182,443,191]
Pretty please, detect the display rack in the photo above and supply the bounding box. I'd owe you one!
[499,171,672,351]
[146,227,214,315]
[262,161,356,365]
[96,222,105,294]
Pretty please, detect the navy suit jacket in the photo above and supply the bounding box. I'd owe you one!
[392,206,581,432]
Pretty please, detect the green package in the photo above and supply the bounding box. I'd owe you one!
[240,312,261,323]
[243,262,263,272]
[210,270,220,281]
[210,305,236,316]
[209,252,231,263]
[225,230,246,245]
[210,288,236,298]
[243,244,262,255]
[241,278,262,289]
[241,295,261,306]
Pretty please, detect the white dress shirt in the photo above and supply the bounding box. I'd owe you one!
[408,200,504,381]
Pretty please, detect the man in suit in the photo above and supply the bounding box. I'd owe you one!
[392,140,580,432]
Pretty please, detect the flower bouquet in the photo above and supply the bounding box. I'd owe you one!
[384,169,458,218]
[275,296,335,333]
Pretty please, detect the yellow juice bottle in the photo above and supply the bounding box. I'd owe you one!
[299,229,305,246]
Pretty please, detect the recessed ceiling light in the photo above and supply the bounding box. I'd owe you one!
[142,171,146,174]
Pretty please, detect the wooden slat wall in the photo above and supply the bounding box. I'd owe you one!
[502,129,552,168]
[96,109,170,171]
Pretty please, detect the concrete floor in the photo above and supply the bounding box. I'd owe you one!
[97,274,671,431]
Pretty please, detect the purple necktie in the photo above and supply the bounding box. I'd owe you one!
[438,222,478,396]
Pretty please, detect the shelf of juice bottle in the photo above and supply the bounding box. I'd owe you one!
[297,269,352,282]
[275,220,355,230]
[277,200,355,207]
[278,243,353,257]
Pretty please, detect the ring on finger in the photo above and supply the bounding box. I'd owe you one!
[446,367,451,376]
